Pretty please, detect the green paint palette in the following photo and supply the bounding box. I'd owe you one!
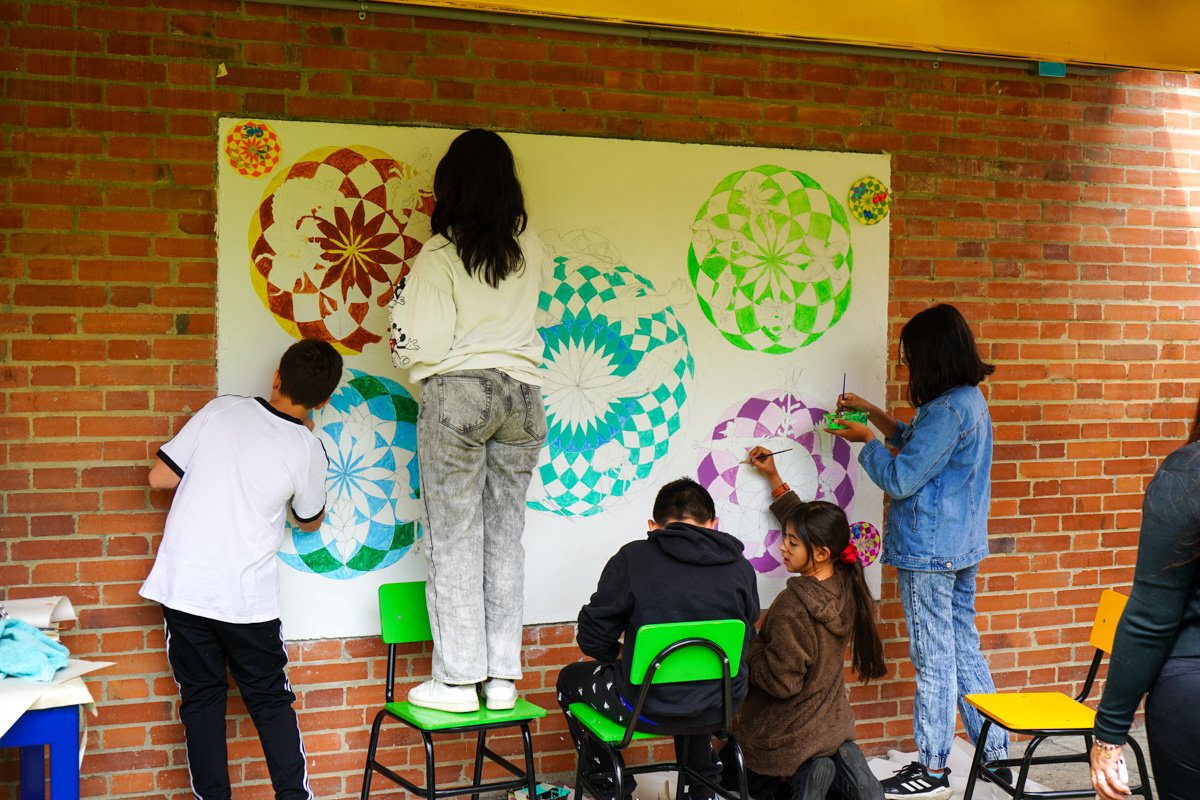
[823,410,869,430]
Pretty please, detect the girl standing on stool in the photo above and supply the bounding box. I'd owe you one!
[830,304,1008,800]
[390,129,548,714]
[734,446,885,800]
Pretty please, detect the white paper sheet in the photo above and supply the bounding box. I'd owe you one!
[4,596,77,629]
[0,659,113,738]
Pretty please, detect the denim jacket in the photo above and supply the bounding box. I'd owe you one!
[858,384,992,571]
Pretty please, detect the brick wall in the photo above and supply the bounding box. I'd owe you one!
[3,1,1200,797]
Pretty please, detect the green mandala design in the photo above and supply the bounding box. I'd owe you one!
[687,165,854,352]
[531,257,694,517]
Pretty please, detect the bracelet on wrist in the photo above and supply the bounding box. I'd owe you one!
[770,482,790,499]
[1092,739,1123,760]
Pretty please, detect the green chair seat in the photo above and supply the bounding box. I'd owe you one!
[568,703,658,744]
[387,698,546,731]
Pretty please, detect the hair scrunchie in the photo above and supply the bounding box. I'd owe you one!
[838,543,858,564]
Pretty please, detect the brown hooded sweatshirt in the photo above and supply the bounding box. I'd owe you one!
[736,491,859,776]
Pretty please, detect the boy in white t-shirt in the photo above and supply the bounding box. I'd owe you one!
[140,339,342,800]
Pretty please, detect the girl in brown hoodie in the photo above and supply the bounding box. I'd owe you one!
[728,446,887,800]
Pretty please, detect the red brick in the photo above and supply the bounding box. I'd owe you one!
[74,109,166,134]
[11,27,103,53]
[79,210,171,234]
[219,66,301,91]
[13,284,107,307]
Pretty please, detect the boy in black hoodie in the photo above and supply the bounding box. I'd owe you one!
[557,478,761,800]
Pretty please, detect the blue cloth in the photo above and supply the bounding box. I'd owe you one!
[897,566,1009,771]
[0,618,70,681]
[858,384,992,571]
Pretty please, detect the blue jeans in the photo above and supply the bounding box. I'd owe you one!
[897,566,1009,771]
[417,369,547,684]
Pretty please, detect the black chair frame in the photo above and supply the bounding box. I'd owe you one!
[572,637,749,800]
[360,642,540,800]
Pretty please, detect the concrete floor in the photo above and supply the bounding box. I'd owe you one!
[543,727,1156,799]
[870,728,1154,798]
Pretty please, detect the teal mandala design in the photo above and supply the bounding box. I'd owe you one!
[688,165,854,352]
[279,369,422,579]
[531,257,694,517]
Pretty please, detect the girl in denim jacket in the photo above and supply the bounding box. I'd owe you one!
[830,304,1008,800]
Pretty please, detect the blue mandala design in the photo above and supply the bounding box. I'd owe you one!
[530,257,694,517]
[279,369,422,579]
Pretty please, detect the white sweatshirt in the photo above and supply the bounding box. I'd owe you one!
[388,229,547,385]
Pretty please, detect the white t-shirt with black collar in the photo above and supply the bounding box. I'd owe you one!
[140,395,327,624]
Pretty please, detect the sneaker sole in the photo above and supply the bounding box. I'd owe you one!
[485,697,517,711]
[883,788,951,800]
[834,742,881,798]
[409,698,480,713]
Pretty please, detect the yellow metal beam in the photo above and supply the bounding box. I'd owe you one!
[377,0,1200,73]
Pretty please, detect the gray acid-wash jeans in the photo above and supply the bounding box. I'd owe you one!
[417,368,547,685]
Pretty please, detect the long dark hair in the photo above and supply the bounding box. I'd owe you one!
[782,501,887,681]
[899,304,995,407]
[430,129,527,288]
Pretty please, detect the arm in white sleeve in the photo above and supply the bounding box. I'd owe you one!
[389,266,456,372]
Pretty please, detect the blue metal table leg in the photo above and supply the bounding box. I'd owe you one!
[1,705,80,800]
[20,742,45,800]
[47,706,80,800]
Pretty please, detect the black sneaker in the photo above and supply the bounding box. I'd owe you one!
[980,766,1014,786]
[880,763,951,800]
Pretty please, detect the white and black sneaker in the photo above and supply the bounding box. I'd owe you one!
[880,763,952,799]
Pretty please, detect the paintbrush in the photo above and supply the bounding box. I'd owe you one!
[741,448,792,465]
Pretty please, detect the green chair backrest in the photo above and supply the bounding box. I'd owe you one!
[379,582,433,645]
[628,619,746,686]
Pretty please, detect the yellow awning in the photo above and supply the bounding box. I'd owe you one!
[377,0,1200,73]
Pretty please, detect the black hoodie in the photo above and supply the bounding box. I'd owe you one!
[576,522,761,721]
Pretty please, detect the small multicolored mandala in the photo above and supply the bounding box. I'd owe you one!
[688,165,854,353]
[248,145,434,354]
[279,369,423,579]
[850,521,881,567]
[847,176,891,225]
[225,120,282,178]
[530,257,694,517]
[696,391,856,575]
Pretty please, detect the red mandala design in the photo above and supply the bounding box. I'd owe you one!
[248,145,434,354]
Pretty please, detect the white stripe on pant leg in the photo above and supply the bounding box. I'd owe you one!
[163,617,205,800]
[276,626,314,800]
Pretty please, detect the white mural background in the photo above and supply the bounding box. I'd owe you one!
[216,119,891,640]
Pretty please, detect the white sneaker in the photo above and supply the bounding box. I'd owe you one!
[482,678,517,710]
[407,679,479,713]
